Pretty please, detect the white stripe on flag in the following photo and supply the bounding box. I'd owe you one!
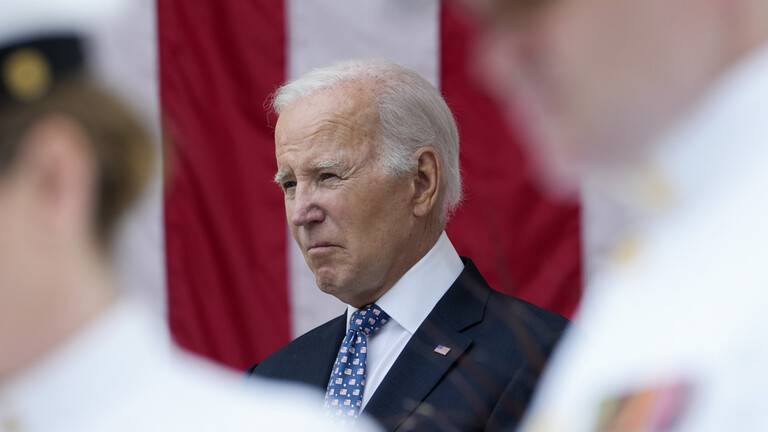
[287,0,440,337]
[92,0,167,317]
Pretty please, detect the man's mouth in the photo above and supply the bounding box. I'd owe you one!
[306,242,340,253]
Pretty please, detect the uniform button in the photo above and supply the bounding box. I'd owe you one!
[1,416,22,432]
[611,236,641,267]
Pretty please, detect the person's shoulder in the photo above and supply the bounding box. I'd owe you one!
[470,289,569,386]
[248,313,346,376]
[487,290,569,337]
[457,258,569,338]
[90,349,345,431]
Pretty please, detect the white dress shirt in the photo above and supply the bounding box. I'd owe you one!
[0,300,366,432]
[523,44,768,432]
[345,231,464,409]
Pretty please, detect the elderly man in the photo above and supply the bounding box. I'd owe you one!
[249,60,568,431]
[464,0,768,430]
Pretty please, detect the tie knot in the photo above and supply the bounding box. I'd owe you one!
[349,304,389,335]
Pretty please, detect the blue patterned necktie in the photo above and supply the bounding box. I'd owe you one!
[324,303,390,420]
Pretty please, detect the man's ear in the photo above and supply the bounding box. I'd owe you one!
[412,146,441,218]
[17,115,96,236]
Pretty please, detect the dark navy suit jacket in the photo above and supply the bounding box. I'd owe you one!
[248,259,568,431]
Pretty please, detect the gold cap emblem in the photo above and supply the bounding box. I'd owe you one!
[3,48,51,102]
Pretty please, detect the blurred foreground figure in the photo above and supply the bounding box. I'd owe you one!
[466,0,768,430]
[0,5,351,432]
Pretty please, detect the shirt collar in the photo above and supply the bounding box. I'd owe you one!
[346,231,465,334]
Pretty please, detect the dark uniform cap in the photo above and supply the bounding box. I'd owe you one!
[0,35,84,107]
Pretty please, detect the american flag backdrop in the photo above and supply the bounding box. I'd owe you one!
[111,0,582,371]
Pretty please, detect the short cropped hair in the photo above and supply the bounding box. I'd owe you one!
[273,60,462,220]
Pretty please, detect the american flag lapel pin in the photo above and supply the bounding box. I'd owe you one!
[433,345,451,356]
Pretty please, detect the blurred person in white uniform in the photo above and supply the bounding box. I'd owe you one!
[0,3,368,431]
[462,0,768,430]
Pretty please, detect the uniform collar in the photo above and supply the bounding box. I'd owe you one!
[0,300,173,431]
[346,232,465,334]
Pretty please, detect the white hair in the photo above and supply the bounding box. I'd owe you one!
[272,59,462,220]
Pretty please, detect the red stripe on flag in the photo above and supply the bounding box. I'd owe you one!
[159,0,290,368]
[440,4,582,317]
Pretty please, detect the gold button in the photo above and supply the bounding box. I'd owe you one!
[611,236,641,267]
[1,416,22,432]
[633,165,675,212]
[3,48,51,102]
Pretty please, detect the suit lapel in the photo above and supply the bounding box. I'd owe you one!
[303,313,347,390]
[364,260,491,430]
[364,316,472,430]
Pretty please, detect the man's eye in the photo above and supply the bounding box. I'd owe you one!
[319,173,338,181]
[282,180,297,191]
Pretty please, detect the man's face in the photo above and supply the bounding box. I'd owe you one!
[274,84,415,307]
[472,0,721,190]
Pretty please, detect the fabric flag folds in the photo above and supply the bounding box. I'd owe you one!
[156,0,582,370]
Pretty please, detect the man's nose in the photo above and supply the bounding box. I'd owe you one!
[289,186,325,227]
